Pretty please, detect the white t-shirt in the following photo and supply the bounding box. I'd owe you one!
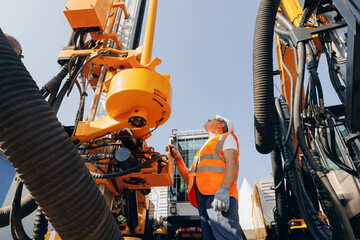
[222,133,238,151]
[199,133,238,154]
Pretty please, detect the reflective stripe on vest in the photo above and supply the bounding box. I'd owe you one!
[187,131,239,208]
[195,165,239,177]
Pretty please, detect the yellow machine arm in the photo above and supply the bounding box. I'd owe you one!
[0,0,174,240]
[57,0,174,238]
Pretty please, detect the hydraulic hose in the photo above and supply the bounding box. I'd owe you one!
[0,194,37,228]
[40,63,69,96]
[32,208,48,240]
[275,97,330,240]
[271,145,288,239]
[10,180,31,240]
[253,0,280,154]
[293,41,356,240]
[0,28,123,240]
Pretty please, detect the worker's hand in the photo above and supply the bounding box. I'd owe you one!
[166,145,182,161]
[211,187,230,212]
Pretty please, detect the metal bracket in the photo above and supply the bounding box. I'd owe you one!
[290,20,348,46]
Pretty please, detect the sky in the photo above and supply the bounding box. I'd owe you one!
[0,0,274,185]
[0,0,339,238]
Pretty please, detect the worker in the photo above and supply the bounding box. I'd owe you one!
[169,115,245,240]
[5,34,23,58]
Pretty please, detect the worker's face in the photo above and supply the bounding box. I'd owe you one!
[204,119,224,133]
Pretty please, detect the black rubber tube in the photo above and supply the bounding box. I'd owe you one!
[32,208,48,240]
[271,145,288,238]
[294,41,356,240]
[0,28,123,240]
[130,0,147,50]
[252,0,280,154]
[10,180,31,240]
[40,63,69,95]
[0,194,37,228]
[275,97,330,240]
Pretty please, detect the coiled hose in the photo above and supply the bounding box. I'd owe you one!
[252,0,279,154]
[0,28,123,240]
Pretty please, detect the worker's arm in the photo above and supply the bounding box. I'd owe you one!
[221,149,238,188]
[169,145,190,184]
[212,148,238,212]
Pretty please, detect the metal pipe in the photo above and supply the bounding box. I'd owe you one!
[141,0,158,65]
[88,5,124,121]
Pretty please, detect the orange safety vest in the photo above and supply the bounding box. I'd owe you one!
[187,131,239,208]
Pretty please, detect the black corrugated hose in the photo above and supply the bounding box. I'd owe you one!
[40,63,69,97]
[32,208,48,240]
[253,0,280,154]
[0,28,123,240]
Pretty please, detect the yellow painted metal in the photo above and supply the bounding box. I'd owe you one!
[113,1,130,19]
[155,228,166,234]
[86,144,174,192]
[75,115,148,142]
[74,68,171,142]
[276,35,297,110]
[63,0,114,31]
[280,0,303,27]
[106,68,172,126]
[252,185,267,240]
[111,149,174,189]
[141,0,158,65]
[90,32,122,49]
[289,218,307,230]
[120,192,149,235]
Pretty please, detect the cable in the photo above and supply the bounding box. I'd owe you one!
[318,33,346,104]
[10,179,31,240]
[90,155,163,179]
[316,127,359,177]
[294,41,356,240]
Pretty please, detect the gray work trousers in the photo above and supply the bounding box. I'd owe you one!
[195,187,245,240]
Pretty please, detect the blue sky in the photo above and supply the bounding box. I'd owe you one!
[0,0,274,188]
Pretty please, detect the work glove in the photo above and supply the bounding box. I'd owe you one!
[211,187,230,212]
[166,145,182,161]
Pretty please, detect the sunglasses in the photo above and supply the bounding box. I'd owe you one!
[212,117,223,124]
[211,117,228,132]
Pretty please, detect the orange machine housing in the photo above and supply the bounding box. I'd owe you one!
[64,0,114,31]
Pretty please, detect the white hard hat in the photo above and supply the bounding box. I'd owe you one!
[214,115,234,133]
